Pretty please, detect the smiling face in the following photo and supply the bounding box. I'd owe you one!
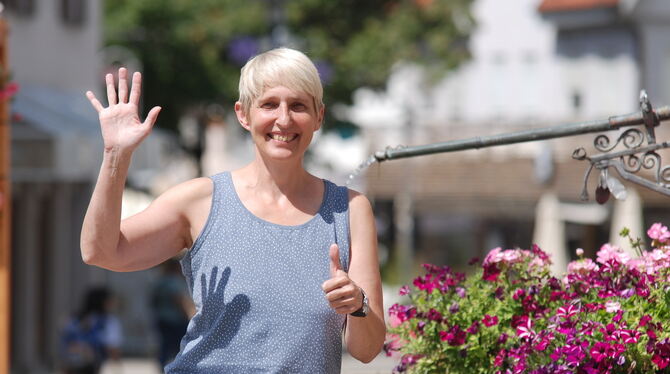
[235,85,324,161]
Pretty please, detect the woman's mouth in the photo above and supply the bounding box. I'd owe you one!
[267,133,298,142]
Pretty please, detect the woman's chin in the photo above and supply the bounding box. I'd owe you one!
[259,148,303,161]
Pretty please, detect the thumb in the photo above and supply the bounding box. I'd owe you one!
[143,106,162,129]
[329,244,342,276]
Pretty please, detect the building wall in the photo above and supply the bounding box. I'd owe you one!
[8,0,102,93]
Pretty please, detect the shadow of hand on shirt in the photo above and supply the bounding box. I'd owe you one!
[190,266,251,353]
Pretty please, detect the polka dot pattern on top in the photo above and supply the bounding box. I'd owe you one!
[166,171,350,374]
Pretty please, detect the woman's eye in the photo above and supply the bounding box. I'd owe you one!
[292,103,307,111]
[260,102,276,109]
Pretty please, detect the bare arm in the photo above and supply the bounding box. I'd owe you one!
[321,192,385,363]
[343,192,385,362]
[80,68,201,272]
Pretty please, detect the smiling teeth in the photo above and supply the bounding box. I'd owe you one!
[271,134,294,142]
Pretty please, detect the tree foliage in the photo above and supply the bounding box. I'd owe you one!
[105,0,474,132]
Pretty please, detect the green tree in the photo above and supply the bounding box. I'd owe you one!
[105,0,474,132]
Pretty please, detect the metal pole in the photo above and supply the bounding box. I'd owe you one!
[374,106,670,162]
[0,16,10,374]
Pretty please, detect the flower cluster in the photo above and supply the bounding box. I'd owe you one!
[386,223,670,373]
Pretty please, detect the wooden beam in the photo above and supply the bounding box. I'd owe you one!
[0,16,11,374]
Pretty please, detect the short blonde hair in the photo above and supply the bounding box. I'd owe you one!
[238,47,324,115]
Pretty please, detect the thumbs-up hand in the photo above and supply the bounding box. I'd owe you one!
[322,244,364,315]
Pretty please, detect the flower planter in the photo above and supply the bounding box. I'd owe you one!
[386,223,670,374]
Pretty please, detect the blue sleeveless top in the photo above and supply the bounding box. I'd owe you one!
[166,172,350,373]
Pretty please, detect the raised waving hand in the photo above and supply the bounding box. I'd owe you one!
[86,67,161,153]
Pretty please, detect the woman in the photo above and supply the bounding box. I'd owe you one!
[81,48,385,373]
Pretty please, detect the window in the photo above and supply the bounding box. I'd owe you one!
[572,90,582,115]
[5,0,35,17]
[61,0,85,26]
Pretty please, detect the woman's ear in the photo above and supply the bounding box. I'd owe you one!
[315,105,325,131]
[235,101,250,131]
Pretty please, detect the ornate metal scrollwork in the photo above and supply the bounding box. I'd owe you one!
[593,128,645,153]
[574,90,670,202]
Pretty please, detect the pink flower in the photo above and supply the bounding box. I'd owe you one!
[596,244,630,266]
[502,250,522,264]
[605,300,621,313]
[567,258,599,275]
[648,223,670,243]
[484,247,503,265]
[482,314,499,327]
[0,82,19,100]
[398,285,410,296]
[576,248,584,257]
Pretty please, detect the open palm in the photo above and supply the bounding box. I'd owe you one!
[86,68,161,152]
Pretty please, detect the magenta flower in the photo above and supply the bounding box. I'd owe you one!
[639,314,652,328]
[398,285,410,296]
[556,304,578,320]
[426,308,442,322]
[494,350,505,367]
[440,325,466,346]
[466,321,480,335]
[590,342,610,363]
[652,354,669,369]
[516,318,535,340]
[619,329,640,344]
[482,314,499,327]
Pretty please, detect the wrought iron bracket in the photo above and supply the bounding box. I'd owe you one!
[364,89,670,200]
[572,91,670,202]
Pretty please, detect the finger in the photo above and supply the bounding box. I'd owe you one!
[86,91,104,112]
[128,72,142,106]
[329,244,342,276]
[200,273,207,298]
[329,297,357,309]
[105,73,117,106]
[143,106,162,129]
[325,284,358,302]
[321,276,350,293]
[117,67,128,103]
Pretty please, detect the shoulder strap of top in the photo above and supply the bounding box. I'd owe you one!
[326,181,351,273]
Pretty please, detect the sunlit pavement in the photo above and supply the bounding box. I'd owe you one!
[100,353,398,374]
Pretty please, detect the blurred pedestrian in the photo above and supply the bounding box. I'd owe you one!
[150,258,194,367]
[60,287,123,374]
[81,47,385,373]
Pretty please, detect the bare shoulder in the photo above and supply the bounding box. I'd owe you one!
[159,177,213,201]
[347,188,374,220]
[133,177,212,228]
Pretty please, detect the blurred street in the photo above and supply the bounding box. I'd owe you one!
[99,353,398,374]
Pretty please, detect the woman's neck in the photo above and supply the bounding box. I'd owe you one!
[239,152,314,198]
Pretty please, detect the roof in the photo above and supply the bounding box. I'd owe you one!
[538,0,619,13]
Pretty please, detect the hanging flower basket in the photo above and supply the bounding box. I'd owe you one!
[386,223,670,373]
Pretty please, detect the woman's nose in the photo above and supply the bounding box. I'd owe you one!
[275,104,291,127]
